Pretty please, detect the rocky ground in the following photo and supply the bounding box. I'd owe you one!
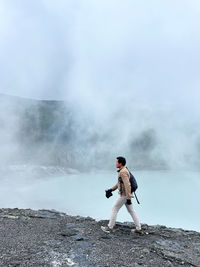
[0,208,199,267]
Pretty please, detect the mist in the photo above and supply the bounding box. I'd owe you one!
[0,0,200,171]
[1,1,200,232]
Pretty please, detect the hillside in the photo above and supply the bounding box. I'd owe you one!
[0,94,169,170]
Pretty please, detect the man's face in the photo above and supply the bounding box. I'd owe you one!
[116,159,122,168]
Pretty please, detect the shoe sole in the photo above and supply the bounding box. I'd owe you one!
[102,229,111,233]
[101,226,112,233]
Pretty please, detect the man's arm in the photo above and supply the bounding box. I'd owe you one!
[111,183,118,191]
[120,172,132,200]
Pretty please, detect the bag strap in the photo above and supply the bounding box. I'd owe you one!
[134,192,140,204]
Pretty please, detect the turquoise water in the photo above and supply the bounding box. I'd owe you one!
[0,168,199,232]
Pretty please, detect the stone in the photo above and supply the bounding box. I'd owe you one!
[141,248,150,254]
[59,229,78,237]
[72,234,88,241]
[166,260,173,267]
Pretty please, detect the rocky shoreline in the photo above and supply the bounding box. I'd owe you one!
[0,208,199,267]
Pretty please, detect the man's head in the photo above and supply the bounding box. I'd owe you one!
[116,156,126,168]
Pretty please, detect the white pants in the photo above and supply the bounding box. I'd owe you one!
[108,194,141,230]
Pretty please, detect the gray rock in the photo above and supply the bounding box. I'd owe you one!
[59,229,79,237]
[72,234,88,241]
[141,248,150,254]
[166,260,173,267]
[10,260,21,266]
[0,208,199,267]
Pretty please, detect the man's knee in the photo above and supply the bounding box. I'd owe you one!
[112,204,120,212]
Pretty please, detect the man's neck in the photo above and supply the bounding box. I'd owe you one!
[117,165,125,171]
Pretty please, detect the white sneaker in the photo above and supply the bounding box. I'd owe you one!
[101,226,113,233]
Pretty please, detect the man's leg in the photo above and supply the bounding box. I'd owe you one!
[125,202,141,230]
[108,195,126,229]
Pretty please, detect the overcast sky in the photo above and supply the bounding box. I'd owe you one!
[0,0,200,108]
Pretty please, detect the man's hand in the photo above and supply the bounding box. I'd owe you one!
[126,199,132,205]
[105,189,113,198]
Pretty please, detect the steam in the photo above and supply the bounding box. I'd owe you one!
[0,0,200,170]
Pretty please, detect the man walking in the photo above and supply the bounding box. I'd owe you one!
[101,156,142,233]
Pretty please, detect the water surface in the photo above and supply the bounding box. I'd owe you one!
[0,166,199,231]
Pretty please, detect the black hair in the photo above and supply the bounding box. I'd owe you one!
[116,156,126,166]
